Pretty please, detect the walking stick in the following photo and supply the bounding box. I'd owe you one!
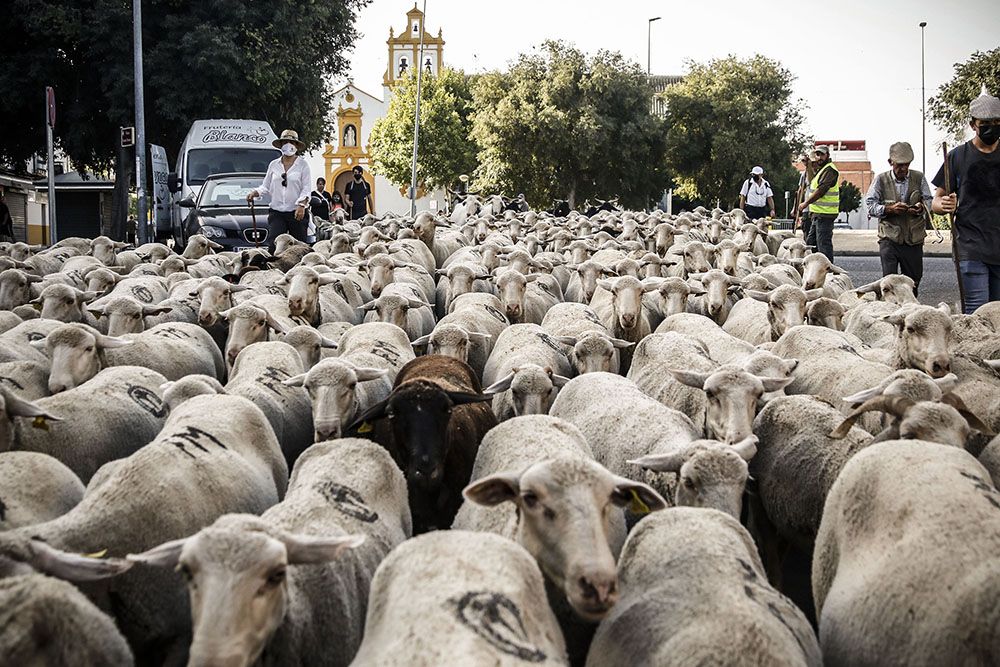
[941,142,966,310]
[249,197,260,249]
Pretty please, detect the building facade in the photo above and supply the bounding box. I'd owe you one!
[322,4,447,215]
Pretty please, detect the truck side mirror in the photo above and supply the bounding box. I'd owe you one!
[178,197,196,208]
[167,173,181,194]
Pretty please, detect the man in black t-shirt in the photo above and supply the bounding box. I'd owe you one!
[345,166,373,220]
[932,88,1000,314]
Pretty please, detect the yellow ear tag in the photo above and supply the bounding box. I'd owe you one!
[83,549,108,559]
[628,489,651,515]
[358,421,374,434]
[32,416,50,431]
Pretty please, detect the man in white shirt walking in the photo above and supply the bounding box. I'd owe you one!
[246,128,312,252]
[739,166,776,221]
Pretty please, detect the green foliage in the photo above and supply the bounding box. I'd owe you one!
[470,41,668,210]
[839,180,862,213]
[368,68,478,191]
[929,48,1000,142]
[661,55,808,208]
[0,0,368,172]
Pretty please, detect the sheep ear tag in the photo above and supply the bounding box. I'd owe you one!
[83,549,108,559]
[358,421,374,434]
[629,489,651,515]
[32,416,50,431]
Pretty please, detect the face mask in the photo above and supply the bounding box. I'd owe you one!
[280,143,297,157]
[978,124,1000,145]
[354,173,362,180]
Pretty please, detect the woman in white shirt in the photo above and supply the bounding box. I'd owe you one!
[247,128,312,251]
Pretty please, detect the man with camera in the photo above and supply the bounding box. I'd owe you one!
[865,141,932,294]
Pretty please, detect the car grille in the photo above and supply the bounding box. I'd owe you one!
[243,227,268,244]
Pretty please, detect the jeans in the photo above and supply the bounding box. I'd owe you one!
[879,239,923,294]
[959,259,1000,314]
[806,215,835,262]
[266,208,309,253]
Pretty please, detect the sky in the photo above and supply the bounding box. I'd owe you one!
[309,0,1000,185]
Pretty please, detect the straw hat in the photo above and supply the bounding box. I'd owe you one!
[272,129,305,151]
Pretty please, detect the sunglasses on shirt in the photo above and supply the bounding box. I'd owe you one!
[281,172,288,187]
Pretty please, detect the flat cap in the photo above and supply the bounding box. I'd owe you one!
[889,141,914,163]
[970,85,1000,120]
[812,145,831,156]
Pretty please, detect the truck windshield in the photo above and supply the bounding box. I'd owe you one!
[198,178,271,208]
[186,148,279,186]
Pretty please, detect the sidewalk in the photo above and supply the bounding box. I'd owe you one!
[830,230,952,257]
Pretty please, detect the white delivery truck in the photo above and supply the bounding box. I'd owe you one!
[164,119,279,241]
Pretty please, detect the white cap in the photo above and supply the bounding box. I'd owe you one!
[751,166,764,175]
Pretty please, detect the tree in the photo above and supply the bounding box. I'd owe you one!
[839,181,862,214]
[470,41,668,210]
[0,0,367,236]
[929,48,1000,142]
[661,55,808,209]
[368,68,477,192]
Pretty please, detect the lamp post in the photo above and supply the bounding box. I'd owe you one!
[409,0,428,217]
[919,21,927,176]
[647,17,661,75]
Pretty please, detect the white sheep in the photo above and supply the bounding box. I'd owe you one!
[130,438,410,666]
[587,508,821,667]
[482,324,573,420]
[0,451,84,530]
[541,302,632,375]
[352,530,568,666]
[426,292,509,379]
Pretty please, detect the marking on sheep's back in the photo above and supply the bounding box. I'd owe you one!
[152,326,192,340]
[483,305,507,323]
[449,590,547,663]
[313,480,378,522]
[163,425,226,458]
[371,340,402,366]
[127,384,167,418]
[257,366,292,394]
[25,332,45,342]
[535,332,563,354]
[0,376,24,390]
[959,470,1000,510]
[131,285,154,303]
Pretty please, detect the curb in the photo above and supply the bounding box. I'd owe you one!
[835,250,954,258]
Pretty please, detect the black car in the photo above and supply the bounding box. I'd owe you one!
[176,172,274,251]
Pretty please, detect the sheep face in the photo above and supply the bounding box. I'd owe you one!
[801,253,844,290]
[510,365,559,416]
[683,242,715,275]
[131,518,361,667]
[879,275,919,304]
[714,241,739,276]
[281,327,337,372]
[90,237,123,265]
[654,278,698,317]
[36,284,96,323]
[427,325,470,363]
[497,271,529,323]
[899,402,970,446]
[807,297,847,330]
[92,297,170,337]
[573,262,607,303]
[598,276,651,332]
[194,278,240,327]
[653,223,676,256]
[749,285,823,341]
[223,305,273,368]
[366,255,396,297]
[0,269,38,310]
[886,305,953,378]
[693,270,738,324]
[290,359,386,441]
[464,458,666,622]
[572,334,617,375]
[85,268,119,296]
[283,268,324,320]
[675,444,750,518]
[42,324,129,393]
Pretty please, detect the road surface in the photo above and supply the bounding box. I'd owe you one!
[835,256,961,309]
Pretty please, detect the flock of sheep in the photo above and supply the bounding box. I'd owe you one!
[1,196,999,666]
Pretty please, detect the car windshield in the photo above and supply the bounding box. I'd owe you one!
[197,178,270,208]
[186,148,278,186]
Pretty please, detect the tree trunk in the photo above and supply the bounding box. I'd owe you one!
[109,144,132,241]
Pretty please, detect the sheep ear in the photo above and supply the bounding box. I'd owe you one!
[127,538,188,569]
[411,334,431,348]
[936,302,952,315]
[96,333,133,349]
[757,376,795,393]
[463,471,522,506]
[406,298,432,310]
[282,373,307,387]
[553,336,578,347]
[610,476,668,513]
[628,449,686,473]
[731,435,758,461]
[319,336,339,349]
[932,373,959,393]
[142,305,173,316]
[882,312,906,328]
[275,275,289,286]
[829,263,846,275]
[483,372,516,395]
[357,300,378,312]
[747,290,771,303]
[609,338,634,349]
[30,339,48,350]
[668,368,711,390]
[829,395,915,438]
[28,540,133,581]
[88,305,106,317]
[596,279,615,292]
[468,332,492,342]
[282,533,364,565]
[803,288,825,302]
[939,393,995,436]
[550,373,572,387]
[354,367,390,382]
[842,386,883,407]
[347,398,389,430]
[0,387,60,421]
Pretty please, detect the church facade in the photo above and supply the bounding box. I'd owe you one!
[322,4,446,215]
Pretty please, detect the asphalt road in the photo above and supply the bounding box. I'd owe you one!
[835,256,962,309]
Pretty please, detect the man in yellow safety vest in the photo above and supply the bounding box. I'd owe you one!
[799,145,840,261]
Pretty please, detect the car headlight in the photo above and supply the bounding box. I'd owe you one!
[199,225,226,238]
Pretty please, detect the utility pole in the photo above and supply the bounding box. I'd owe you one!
[45,87,58,244]
[919,21,927,176]
[409,0,428,217]
[133,0,149,243]
[647,17,661,75]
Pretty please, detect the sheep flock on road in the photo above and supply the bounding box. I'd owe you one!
[1,198,999,666]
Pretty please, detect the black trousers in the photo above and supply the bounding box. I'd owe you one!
[744,204,769,220]
[267,209,309,253]
[879,239,923,294]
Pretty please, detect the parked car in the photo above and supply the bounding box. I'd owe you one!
[176,173,273,251]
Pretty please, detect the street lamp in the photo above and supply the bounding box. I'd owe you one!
[647,17,661,75]
[919,21,927,176]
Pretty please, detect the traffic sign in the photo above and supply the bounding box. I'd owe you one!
[121,127,135,148]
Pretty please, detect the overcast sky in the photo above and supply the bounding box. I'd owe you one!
[311,0,999,183]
